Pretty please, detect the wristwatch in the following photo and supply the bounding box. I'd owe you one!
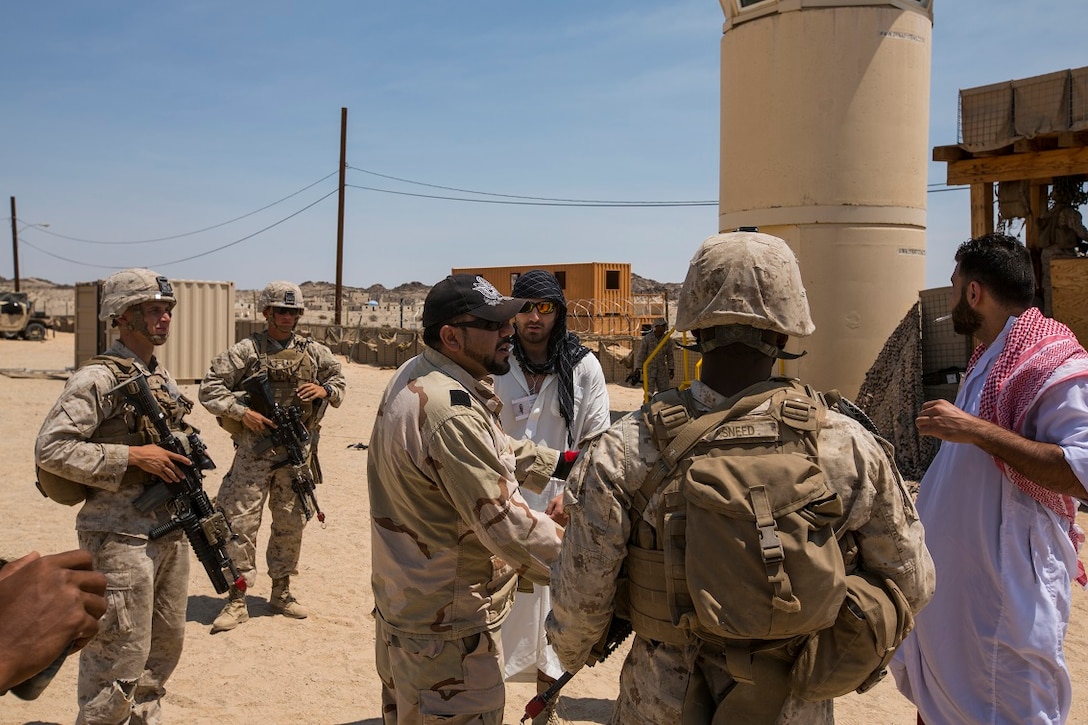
[321,383,333,399]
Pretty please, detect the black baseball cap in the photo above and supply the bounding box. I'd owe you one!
[422,274,530,327]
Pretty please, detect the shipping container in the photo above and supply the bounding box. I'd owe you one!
[75,279,235,383]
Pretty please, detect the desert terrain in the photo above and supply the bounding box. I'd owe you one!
[2,332,1087,725]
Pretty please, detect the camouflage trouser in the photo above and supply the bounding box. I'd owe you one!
[217,443,308,586]
[610,636,687,725]
[76,530,189,725]
[646,364,671,395]
[611,636,833,725]
[376,616,505,724]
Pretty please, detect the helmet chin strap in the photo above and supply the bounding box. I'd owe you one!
[689,325,806,360]
[123,316,168,346]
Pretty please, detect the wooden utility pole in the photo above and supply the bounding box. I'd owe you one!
[9,197,20,293]
[335,107,347,325]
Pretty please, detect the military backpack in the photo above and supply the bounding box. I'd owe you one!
[625,378,912,701]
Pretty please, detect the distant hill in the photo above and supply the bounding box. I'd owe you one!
[631,273,681,299]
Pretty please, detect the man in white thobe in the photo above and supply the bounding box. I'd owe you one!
[892,233,1088,724]
[495,270,610,725]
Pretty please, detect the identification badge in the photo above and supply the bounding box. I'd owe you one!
[511,394,537,421]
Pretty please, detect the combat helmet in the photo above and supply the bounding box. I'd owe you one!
[259,281,305,312]
[675,231,814,358]
[98,268,175,321]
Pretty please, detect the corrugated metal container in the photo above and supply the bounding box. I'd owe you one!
[75,279,235,383]
[450,262,639,334]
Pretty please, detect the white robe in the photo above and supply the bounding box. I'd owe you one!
[495,353,611,679]
[891,316,1088,724]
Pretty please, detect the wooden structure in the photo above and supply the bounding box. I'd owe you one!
[450,262,664,336]
[933,66,1088,344]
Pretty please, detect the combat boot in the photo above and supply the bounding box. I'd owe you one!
[270,576,308,619]
[211,586,248,633]
[533,675,565,725]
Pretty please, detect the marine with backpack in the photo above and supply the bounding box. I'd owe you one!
[545,231,935,724]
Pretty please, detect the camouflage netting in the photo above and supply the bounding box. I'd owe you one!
[855,302,935,483]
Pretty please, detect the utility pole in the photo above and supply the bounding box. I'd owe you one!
[9,197,19,293]
[335,107,347,326]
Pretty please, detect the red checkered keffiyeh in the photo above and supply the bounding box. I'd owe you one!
[966,307,1088,585]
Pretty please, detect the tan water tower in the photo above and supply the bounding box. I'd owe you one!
[717,0,933,397]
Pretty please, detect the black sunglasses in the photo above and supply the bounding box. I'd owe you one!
[448,318,505,332]
[273,307,302,316]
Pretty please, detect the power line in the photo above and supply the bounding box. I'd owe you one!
[34,171,339,245]
[15,168,974,271]
[21,189,338,270]
[346,184,716,207]
[348,166,717,205]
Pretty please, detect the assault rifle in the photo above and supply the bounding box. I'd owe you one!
[520,614,633,722]
[242,372,326,525]
[118,373,247,595]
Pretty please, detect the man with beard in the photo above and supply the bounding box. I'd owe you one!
[199,281,345,632]
[35,269,193,724]
[892,233,1088,724]
[368,274,569,724]
[494,270,610,724]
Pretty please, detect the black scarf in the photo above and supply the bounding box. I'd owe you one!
[511,270,591,447]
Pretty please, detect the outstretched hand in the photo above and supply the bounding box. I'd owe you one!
[0,549,107,691]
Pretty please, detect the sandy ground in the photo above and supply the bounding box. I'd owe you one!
[2,332,1088,725]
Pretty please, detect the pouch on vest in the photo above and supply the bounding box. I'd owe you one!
[35,467,87,506]
[682,448,845,641]
[789,570,914,699]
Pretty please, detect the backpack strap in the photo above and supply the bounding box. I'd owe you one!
[632,379,799,517]
[80,353,139,377]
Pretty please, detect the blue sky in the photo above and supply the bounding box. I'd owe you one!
[2,1,1086,291]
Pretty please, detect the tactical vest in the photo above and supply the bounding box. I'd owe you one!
[36,354,195,505]
[623,379,845,652]
[218,333,320,437]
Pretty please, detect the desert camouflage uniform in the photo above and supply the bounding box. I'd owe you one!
[636,329,674,393]
[369,346,563,724]
[198,331,344,586]
[35,340,191,725]
[546,379,935,725]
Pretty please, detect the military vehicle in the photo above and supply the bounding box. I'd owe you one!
[0,291,52,340]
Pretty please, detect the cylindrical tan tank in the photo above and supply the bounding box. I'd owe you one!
[718,0,933,397]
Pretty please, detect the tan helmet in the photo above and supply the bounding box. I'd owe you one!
[675,231,815,337]
[98,268,176,321]
[259,281,305,312]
